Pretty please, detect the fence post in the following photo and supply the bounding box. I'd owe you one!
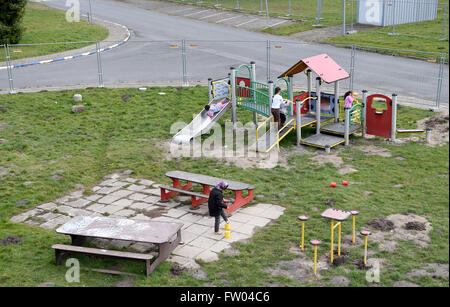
[181,39,188,87]
[88,0,93,23]
[432,53,444,111]
[342,0,346,36]
[259,0,264,13]
[95,41,104,88]
[288,74,294,116]
[313,0,323,27]
[286,0,291,17]
[4,44,16,94]
[266,40,269,81]
[391,93,397,141]
[350,45,355,92]
[441,3,448,41]
[389,0,398,36]
[235,0,240,10]
[214,0,220,7]
[265,0,270,28]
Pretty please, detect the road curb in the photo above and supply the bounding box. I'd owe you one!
[0,17,131,71]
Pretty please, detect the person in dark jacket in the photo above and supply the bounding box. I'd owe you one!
[208,180,230,235]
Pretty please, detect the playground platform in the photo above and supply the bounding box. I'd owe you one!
[320,122,362,136]
[300,133,345,149]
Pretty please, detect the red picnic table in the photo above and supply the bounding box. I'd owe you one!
[159,171,254,213]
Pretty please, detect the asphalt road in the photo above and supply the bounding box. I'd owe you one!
[1,0,448,108]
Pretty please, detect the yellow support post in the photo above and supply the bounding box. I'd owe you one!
[330,220,334,264]
[360,230,372,265]
[310,239,321,276]
[351,211,360,244]
[338,222,341,256]
[298,216,309,251]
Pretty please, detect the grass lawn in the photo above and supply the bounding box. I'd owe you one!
[0,86,448,287]
[0,2,109,62]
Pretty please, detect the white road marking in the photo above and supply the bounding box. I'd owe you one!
[184,9,210,17]
[216,15,241,24]
[199,12,226,20]
[235,18,258,27]
[265,19,290,28]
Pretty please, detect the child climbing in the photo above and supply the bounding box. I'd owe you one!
[205,98,229,118]
[271,87,283,129]
[208,180,230,235]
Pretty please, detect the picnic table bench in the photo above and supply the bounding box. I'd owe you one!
[160,170,254,213]
[53,216,182,276]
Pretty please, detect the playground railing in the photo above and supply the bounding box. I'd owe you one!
[236,85,270,117]
[349,103,363,125]
[276,118,296,152]
[256,115,273,141]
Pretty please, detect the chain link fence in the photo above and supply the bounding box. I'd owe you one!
[0,40,448,109]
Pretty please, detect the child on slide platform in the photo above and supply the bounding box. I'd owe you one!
[204,98,229,118]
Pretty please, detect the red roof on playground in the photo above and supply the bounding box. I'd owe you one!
[278,54,350,83]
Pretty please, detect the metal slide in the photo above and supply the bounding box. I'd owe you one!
[172,99,231,144]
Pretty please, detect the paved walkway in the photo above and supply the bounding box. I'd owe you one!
[10,170,285,268]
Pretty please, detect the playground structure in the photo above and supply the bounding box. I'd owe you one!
[172,54,432,150]
[299,208,371,275]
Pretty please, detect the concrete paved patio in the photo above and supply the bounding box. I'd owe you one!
[10,171,285,268]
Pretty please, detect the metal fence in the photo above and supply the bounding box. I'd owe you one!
[171,0,448,39]
[0,40,448,109]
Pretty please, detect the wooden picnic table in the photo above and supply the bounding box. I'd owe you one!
[161,170,254,213]
[55,216,182,276]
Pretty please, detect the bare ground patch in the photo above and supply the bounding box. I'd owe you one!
[366,213,432,252]
[356,145,392,157]
[417,111,449,146]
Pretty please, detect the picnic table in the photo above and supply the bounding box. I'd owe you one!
[160,170,254,213]
[53,216,182,276]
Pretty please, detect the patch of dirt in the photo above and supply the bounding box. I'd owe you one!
[0,167,9,178]
[405,221,426,231]
[332,256,347,267]
[363,191,373,197]
[405,263,449,280]
[393,281,420,287]
[309,154,343,168]
[357,145,392,157]
[143,207,167,218]
[265,255,330,283]
[0,122,6,128]
[38,282,55,287]
[353,259,370,270]
[328,275,350,286]
[367,218,395,231]
[170,264,186,276]
[1,236,22,246]
[367,214,432,252]
[121,94,131,102]
[324,199,335,207]
[338,164,358,175]
[114,278,135,287]
[188,268,208,280]
[417,111,449,146]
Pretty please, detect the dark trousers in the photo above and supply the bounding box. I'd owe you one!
[214,209,228,232]
[280,113,286,127]
[271,108,281,129]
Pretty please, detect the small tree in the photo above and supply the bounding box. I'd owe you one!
[0,0,27,44]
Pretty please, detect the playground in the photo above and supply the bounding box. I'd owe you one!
[0,81,448,287]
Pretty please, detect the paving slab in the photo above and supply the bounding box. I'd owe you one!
[196,250,219,262]
[111,198,134,208]
[37,202,58,211]
[173,244,204,258]
[65,199,91,208]
[128,193,147,201]
[189,237,217,249]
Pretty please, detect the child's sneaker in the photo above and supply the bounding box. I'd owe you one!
[214,231,223,235]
